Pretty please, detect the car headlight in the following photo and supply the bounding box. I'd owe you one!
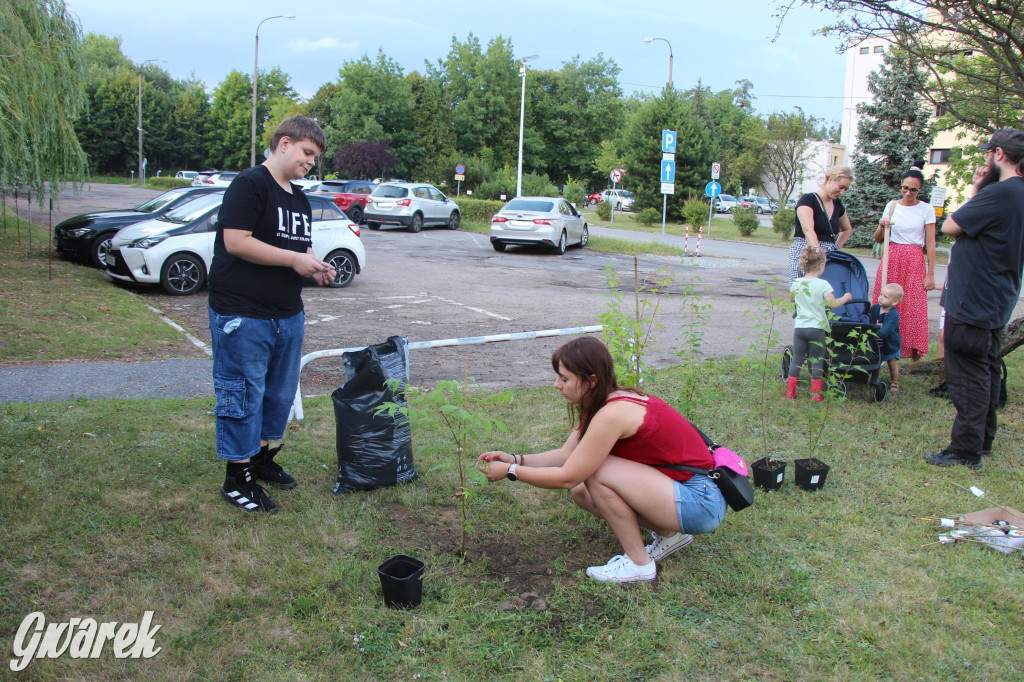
[130,234,169,249]
[65,227,93,237]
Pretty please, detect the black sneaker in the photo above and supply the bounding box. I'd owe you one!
[222,464,278,513]
[924,451,981,471]
[250,444,296,490]
[929,382,950,400]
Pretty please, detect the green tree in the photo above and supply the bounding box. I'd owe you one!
[406,71,456,184]
[205,68,295,170]
[0,0,88,198]
[620,89,714,219]
[760,109,819,205]
[321,52,416,177]
[527,55,625,186]
[431,34,519,167]
[842,49,934,247]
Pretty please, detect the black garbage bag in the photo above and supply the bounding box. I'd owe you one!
[332,336,417,493]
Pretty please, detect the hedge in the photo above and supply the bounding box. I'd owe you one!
[454,197,506,224]
[146,178,192,190]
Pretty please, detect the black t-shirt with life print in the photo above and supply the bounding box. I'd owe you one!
[209,165,313,319]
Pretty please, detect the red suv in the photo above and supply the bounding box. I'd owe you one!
[314,179,376,223]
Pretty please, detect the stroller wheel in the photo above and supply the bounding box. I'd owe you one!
[834,380,848,398]
[781,347,793,381]
[871,381,887,404]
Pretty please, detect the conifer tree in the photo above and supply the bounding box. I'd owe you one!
[843,49,934,247]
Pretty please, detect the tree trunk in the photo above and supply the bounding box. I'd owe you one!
[903,315,1023,375]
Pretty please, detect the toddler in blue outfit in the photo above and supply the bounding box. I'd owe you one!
[870,283,904,394]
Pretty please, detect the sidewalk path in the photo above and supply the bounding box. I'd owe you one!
[0,358,213,403]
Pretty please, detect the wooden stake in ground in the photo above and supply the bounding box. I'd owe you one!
[881,201,897,287]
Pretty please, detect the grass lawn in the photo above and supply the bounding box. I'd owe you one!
[1,208,1021,679]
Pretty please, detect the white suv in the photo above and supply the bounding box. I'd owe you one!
[600,189,634,211]
[364,182,461,232]
[106,193,365,295]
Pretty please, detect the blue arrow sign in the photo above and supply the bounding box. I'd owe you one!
[662,130,677,154]
[661,159,676,183]
[705,181,722,198]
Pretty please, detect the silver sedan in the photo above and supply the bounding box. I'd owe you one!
[489,197,589,255]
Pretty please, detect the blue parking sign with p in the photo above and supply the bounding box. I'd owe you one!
[662,130,676,154]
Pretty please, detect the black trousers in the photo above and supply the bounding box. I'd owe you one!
[943,318,1003,458]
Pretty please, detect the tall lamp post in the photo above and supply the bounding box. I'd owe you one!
[251,15,295,168]
[138,58,166,185]
[643,37,674,89]
[516,55,539,198]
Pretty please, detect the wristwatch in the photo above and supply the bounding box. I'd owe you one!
[506,463,518,481]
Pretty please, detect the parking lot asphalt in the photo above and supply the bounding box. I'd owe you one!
[2,184,984,405]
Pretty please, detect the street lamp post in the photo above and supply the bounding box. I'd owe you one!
[138,58,166,185]
[643,37,674,89]
[251,15,295,168]
[516,55,539,198]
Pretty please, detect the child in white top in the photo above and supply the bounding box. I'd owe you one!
[787,247,853,402]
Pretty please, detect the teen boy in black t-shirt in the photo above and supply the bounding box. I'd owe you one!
[209,116,334,513]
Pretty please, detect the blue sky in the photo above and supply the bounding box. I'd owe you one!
[66,0,850,122]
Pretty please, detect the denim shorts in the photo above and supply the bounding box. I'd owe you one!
[674,474,727,535]
[208,306,304,460]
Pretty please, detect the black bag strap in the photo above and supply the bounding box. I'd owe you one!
[653,422,720,477]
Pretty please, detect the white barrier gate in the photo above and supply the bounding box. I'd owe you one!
[290,325,603,420]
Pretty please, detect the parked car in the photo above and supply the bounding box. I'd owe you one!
[364,182,460,232]
[589,189,634,211]
[191,170,220,186]
[53,186,222,268]
[194,171,238,188]
[785,198,797,210]
[313,179,376,223]
[712,194,739,213]
[769,200,779,212]
[175,170,198,181]
[105,193,365,295]
[292,178,322,192]
[489,197,589,255]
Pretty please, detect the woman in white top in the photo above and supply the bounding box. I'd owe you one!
[873,168,936,360]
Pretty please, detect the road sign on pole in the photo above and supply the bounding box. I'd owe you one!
[705,181,722,198]
[661,160,675,183]
[662,130,677,154]
[711,162,720,179]
[455,163,466,175]
[610,168,623,183]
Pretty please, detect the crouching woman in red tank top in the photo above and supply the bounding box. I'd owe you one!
[478,336,726,583]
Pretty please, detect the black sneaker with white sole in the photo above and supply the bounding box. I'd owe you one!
[250,444,296,490]
[222,464,278,513]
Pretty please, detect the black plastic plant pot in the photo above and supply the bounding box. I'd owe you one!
[794,458,830,491]
[377,554,425,609]
[752,457,787,491]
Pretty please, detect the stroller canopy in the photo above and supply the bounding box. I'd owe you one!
[822,250,871,323]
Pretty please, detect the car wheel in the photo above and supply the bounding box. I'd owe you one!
[367,221,381,231]
[554,231,567,255]
[588,198,597,207]
[90,234,113,269]
[447,211,460,230]
[326,250,356,288]
[408,213,423,233]
[578,224,589,248]
[492,241,506,252]
[160,253,205,296]
[347,205,363,224]
[614,201,621,211]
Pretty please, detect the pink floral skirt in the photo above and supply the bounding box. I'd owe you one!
[873,242,929,359]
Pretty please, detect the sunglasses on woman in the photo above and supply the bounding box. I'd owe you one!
[901,186,920,193]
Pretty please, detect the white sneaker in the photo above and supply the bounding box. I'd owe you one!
[586,554,656,583]
[645,532,694,561]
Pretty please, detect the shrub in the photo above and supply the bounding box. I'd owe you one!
[732,207,759,236]
[453,197,505,224]
[563,176,586,208]
[146,178,191,190]
[773,208,795,240]
[632,207,661,227]
[681,195,709,231]
[595,200,612,221]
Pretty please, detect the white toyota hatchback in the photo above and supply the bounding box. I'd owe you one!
[106,192,366,295]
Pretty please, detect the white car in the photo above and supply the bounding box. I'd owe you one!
[599,189,634,211]
[364,182,460,232]
[191,171,238,187]
[105,193,366,295]
[489,196,588,255]
[175,170,198,181]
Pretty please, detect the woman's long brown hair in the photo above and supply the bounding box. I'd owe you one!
[551,337,642,437]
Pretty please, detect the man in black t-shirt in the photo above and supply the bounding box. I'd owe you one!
[926,128,1024,470]
[209,116,335,513]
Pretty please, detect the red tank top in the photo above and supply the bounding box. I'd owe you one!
[607,394,713,482]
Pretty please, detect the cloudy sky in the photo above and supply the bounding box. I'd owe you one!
[66,0,851,122]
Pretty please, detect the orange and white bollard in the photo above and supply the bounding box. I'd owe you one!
[684,224,690,256]
[695,225,703,257]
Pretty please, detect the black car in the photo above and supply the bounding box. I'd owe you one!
[54,186,222,268]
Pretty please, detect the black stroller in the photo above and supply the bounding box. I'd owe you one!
[781,250,888,403]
